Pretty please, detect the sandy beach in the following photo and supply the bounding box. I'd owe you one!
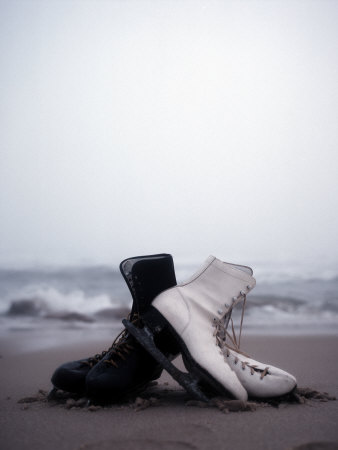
[1,332,337,450]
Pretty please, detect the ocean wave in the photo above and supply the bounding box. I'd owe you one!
[4,297,130,322]
[0,264,337,335]
[0,283,130,323]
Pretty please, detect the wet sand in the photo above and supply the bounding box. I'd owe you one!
[1,334,338,450]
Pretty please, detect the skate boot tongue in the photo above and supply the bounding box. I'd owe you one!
[103,324,137,368]
[120,254,177,316]
[81,312,141,368]
[213,290,249,353]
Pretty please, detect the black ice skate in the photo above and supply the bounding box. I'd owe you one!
[49,254,178,400]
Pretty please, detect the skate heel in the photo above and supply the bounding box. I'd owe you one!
[122,310,209,402]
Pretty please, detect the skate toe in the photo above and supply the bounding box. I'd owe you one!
[51,359,90,393]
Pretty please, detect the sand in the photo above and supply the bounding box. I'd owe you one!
[1,333,338,450]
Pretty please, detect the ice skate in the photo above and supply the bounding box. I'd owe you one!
[50,253,178,398]
[124,256,297,401]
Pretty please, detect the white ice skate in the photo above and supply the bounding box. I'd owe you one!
[124,256,297,401]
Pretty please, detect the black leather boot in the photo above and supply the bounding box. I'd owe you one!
[49,254,178,398]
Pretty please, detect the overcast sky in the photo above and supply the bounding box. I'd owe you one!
[1,0,337,268]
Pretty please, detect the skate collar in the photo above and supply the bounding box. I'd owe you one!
[179,256,256,287]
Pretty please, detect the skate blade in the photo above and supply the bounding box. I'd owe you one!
[122,319,209,402]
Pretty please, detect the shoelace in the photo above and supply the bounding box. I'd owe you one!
[82,314,139,369]
[96,266,145,369]
[103,314,144,368]
[213,292,270,379]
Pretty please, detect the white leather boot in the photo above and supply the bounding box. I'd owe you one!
[124,256,297,401]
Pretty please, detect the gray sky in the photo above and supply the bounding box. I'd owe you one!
[1,0,338,268]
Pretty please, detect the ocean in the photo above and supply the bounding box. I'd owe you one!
[1,259,337,351]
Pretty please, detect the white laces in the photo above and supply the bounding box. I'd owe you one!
[212,291,248,355]
[212,290,270,379]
